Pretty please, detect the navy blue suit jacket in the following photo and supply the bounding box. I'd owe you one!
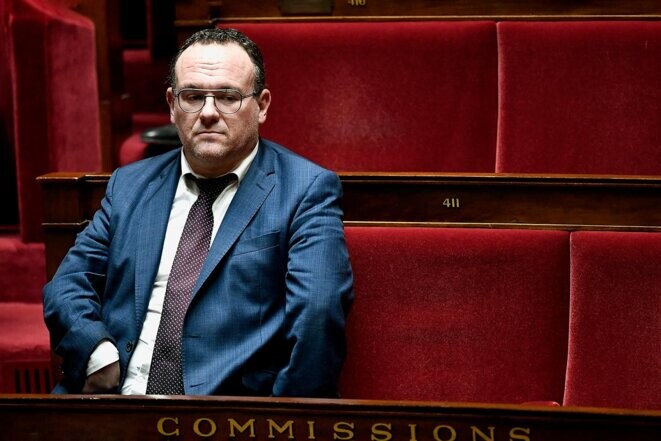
[43,139,354,396]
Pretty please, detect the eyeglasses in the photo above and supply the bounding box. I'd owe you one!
[174,88,257,114]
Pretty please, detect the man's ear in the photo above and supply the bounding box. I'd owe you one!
[166,88,176,123]
[257,89,271,124]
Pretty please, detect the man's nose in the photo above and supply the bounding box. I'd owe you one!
[199,95,221,119]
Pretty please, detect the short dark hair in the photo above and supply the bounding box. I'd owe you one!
[168,28,266,94]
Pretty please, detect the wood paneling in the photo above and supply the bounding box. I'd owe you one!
[211,0,661,19]
[172,1,661,57]
[340,173,661,231]
[1,394,660,440]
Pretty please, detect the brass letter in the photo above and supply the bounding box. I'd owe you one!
[509,427,531,441]
[228,418,256,438]
[471,426,495,441]
[193,418,217,437]
[334,422,355,440]
[371,423,392,441]
[157,417,180,437]
[433,425,457,441]
[268,419,295,439]
[408,424,419,441]
[307,421,317,439]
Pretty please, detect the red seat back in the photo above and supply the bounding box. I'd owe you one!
[497,21,661,175]
[221,21,498,172]
[8,0,102,241]
[566,231,661,410]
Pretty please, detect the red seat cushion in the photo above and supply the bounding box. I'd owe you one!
[340,227,570,404]
[566,231,661,410]
[497,21,661,175]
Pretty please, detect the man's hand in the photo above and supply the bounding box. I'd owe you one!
[82,361,120,394]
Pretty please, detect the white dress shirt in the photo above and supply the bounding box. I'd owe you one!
[86,144,258,395]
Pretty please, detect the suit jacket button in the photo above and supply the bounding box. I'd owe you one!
[125,341,134,352]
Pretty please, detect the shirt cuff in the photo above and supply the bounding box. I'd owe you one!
[86,340,120,376]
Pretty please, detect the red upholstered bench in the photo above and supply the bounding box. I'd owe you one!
[496,21,661,175]
[0,231,50,394]
[340,226,570,404]
[565,231,661,410]
[0,233,48,392]
[7,0,102,242]
[0,302,51,393]
[0,235,45,303]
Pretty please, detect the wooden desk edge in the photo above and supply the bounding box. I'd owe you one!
[1,394,659,419]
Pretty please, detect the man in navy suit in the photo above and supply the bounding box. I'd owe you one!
[43,28,354,396]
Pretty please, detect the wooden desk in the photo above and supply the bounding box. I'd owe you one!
[2,394,660,440]
[38,172,661,277]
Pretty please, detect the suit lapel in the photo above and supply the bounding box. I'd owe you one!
[193,143,276,294]
[134,157,181,322]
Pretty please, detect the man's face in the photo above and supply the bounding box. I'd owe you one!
[167,42,271,177]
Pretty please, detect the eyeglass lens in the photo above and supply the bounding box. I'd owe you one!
[177,89,246,114]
